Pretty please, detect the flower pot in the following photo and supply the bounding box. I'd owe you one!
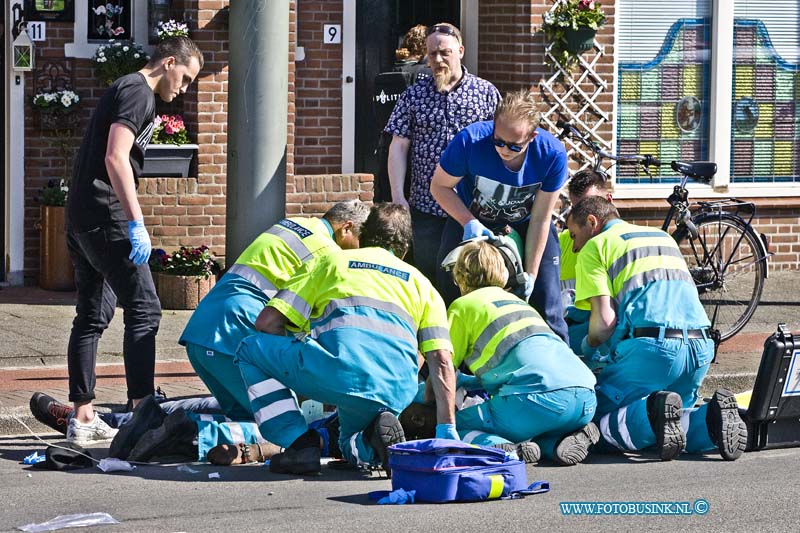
[564,27,597,55]
[153,272,216,310]
[141,143,198,178]
[39,205,75,291]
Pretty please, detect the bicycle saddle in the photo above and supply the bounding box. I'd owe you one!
[671,161,717,182]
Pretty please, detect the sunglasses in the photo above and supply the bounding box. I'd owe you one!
[426,24,459,39]
[492,137,527,153]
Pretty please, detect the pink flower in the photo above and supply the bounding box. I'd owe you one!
[579,0,595,10]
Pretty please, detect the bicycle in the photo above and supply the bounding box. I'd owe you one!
[555,120,771,344]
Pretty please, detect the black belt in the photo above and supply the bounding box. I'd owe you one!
[633,327,707,339]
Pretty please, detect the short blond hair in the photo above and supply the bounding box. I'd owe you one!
[453,241,508,294]
[495,89,542,131]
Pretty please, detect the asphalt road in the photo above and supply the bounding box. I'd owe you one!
[1,433,798,532]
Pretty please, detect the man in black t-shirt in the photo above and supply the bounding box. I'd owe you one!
[61,37,203,445]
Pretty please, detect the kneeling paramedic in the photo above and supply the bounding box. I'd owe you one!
[179,201,368,422]
[444,238,598,465]
[568,196,747,461]
[236,204,458,475]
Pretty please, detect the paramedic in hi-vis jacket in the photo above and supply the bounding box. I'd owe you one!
[180,201,369,421]
[236,204,457,476]
[567,196,747,461]
[448,240,599,466]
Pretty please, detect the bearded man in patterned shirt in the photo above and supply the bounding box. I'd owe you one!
[385,22,500,282]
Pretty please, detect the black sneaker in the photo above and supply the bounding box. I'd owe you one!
[495,441,541,464]
[109,395,167,460]
[29,393,73,435]
[554,423,600,466]
[127,409,197,462]
[646,391,686,461]
[269,446,322,475]
[707,388,747,461]
[363,411,405,476]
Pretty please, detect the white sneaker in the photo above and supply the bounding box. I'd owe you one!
[67,414,118,445]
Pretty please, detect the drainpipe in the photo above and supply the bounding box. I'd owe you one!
[226,0,289,263]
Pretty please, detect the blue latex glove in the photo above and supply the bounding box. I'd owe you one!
[435,423,460,440]
[462,219,494,241]
[522,272,535,300]
[377,488,416,505]
[127,219,152,266]
[580,335,611,369]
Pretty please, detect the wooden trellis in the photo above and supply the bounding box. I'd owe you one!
[538,0,612,174]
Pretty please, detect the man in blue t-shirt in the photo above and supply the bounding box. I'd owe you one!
[431,89,569,342]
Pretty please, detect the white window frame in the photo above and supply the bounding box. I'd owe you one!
[612,0,798,199]
[65,0,151,59]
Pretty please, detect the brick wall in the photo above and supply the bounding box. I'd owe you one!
[293,0,344,175]
[141,0,230,257]
[23,21,97,282]
[477,0,615,142]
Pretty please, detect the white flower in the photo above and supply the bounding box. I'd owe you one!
[134,53,140,58]
[122,46,129,51]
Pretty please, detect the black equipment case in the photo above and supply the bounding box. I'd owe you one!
[744,324,800,451]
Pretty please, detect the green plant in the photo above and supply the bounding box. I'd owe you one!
[151,114,189,145]
[542,0,606,71]
[39,179,68,207]
[32,89,80,113]
[150,245,219,279]
[157,20,190,40]
[92,39,149,86]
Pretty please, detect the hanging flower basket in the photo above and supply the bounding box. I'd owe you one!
[39,109,81,131]
[542,0,606,73]
[564,26,597,55]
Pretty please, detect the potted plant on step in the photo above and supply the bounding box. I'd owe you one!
[36,180,75,291]
[141,113,199,177]
[542,0,606,71]
[149,245,220,310]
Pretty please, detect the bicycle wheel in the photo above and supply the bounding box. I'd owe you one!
[672,213,766,342]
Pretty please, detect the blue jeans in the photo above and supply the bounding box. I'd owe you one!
[435,217,568,342]
[98,396,222,428]
[410,208,448,283]
[66,224,162,403]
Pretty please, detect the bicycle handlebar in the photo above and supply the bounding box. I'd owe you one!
[556,119,662,168]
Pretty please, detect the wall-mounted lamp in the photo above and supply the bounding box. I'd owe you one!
[12,23,35,72]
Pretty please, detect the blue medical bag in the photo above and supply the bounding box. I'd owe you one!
[388,439,528,503]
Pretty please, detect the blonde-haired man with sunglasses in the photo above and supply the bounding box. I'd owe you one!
[431,89,569,343]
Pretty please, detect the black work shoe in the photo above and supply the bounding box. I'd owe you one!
[109,395,166,460]
[363,411,406,476]
[554,423,600,466]
[324,414,342,459]
[30,393,74,435]
[127,409,197,462]
[495,441,541,464]
[646,391,686,461]
[270,446,321,475]
[399,402,437,440]
[707,388,747,461]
